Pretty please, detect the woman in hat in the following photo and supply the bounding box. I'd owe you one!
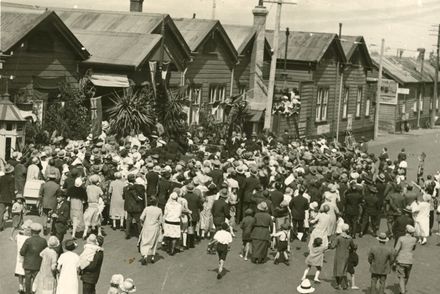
[15,219,33,294]
[308,204,331,249]
[83,175,104,239]
[34,236,60,294]
[10,195,26,240]
[119,278,136,293]
[200,183,217,239]
[138,197,163,265]
[163,192,183,255]
[329,224,355,290]
[67,177,87,239]
[108,172,126,230]
[56,240,80,294]
[26,157,41,182]
[107,274,124,294]
[250,201,272,264]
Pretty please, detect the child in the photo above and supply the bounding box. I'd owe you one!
[347,244,359,290]
[271,223,290,265]
[302,237,327,283]
[15,219,33,294]
[107,274,124,294]
[209,222,233,279]
[10,196,26,241]
[240,208,255,261]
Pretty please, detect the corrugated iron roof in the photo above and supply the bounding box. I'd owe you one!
[1,3,89,59]
[173,18,218,52]
[371,55,436,84]
[0,98,26,122]
[74,30,161,68]
[223,24,256,54]
[266,30,346,63]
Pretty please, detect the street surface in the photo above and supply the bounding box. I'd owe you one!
[1,128,440,294]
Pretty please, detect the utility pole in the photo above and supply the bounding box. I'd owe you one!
[335,23,343,142]
[212,0,216,19]
[264,0,296,131]
[432,24,440,128]
[374,39,385,140]
[417,48,425,128]
[283,27,290,90]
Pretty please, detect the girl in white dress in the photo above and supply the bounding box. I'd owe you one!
[56,240,80,294]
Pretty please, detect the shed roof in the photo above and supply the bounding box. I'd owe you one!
[340,35,373,68]
[173,18,238,62]
[0,3,89,59]
[371,55,436,84]
[73,30,161,68]
[0,97,26,122]
[266,30,346,63]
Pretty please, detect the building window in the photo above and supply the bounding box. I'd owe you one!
[6,123,14,131]
[365,96,371,117]
[412,101,417,112]
[356,87,362,118]
[342,87,349,119]
[186,86,202,125]
[316,88,328,122]
[239,85,248,100]
[209,84,226,121]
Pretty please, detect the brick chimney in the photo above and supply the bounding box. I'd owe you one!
[248,1,268,111]
[130,0,144,12]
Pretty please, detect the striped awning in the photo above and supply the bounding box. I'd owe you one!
[0,97,26,122]
[90,73,130,88]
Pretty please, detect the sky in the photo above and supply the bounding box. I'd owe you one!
[5,0,440,57]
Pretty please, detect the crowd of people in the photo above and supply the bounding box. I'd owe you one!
[0,126,438,294]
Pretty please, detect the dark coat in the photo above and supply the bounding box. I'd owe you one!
[146,171,159,196]
[330,235,355,277]
[393,214,414,239]
[123,184,145,213]
[14,163,27,194]
[344,188,364,216]
[20,235,47,271]
[242,175,260,203]
[81,250,104,284]
[39,180,61,210]
[157,178,173,208]
[290,195,309,220]
[208,169,224,188]
[184,191,203,223]
[211,198,230,226]
[368,244,395,275]
[250,212,272,241]
[67,186,87,202]
[0,174,15,204]
[54,200,70,224]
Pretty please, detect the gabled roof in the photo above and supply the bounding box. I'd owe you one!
[371,55,437,84]
[73,30,162,69]
[173,18,238,63]
[222,24,256,54]
[0,97,26,122]
[266,30,346,64]
[340,35,373,68]
[0,3,89,59]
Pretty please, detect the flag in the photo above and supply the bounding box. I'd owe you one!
[149,61,157,96]
[90,96,102,140]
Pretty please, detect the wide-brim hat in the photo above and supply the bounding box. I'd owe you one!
[297,279,315,293]
[48,236,60,248]
[257,201,268,211]
[406,225,415,234]
[377,173,386,182]
[21,219,33,230]
[153,166,162,173]
[403,206,412,214]
[138,134,147,142]
[186,183,195,191]
[235,165,245,174]
[64,239,77,251]
[119,278,136,293]
[4,164,14,174]
[376,232,389,243]
[30,222,43,232]
[219,189,228,198]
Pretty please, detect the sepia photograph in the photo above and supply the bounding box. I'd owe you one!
[1,0,439,293]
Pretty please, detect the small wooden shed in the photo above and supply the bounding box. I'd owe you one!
[0,94,26,160]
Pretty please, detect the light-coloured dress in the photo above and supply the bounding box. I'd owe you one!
[200,195,216,231]
[139,205,163,257]
[34,247,58,294]
[15,233,30,276]
[163,200,183,239]
[56,251,80,294]
[309,212,330,248]
[84,185,103,227]
[109,179,126,219]
[411,201,430,237]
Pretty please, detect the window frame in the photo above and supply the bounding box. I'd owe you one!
[315,87,329,122]
[342,87,349,119]
[355,87,363,118]
[365,96,371,117]
[209,84,226,122]
[186,85,202,125]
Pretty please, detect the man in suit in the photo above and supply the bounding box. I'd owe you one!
[52,192,70,242]
[234,165,247,222]
[184,183,203,247]
[39,172,61,235]
[242,167,260,216]
[344,183,364,238]
[81,235,104,294]
[20,223,47,294]
[208,160,224,188]
[123,174,145,239]
[361,185,381,237]
[212,189,231,229]
[392,206,415,246]
[0,164,15,231]
[368,232,395,294]
[145,164,159,197]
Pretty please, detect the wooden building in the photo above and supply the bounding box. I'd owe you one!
[171,18,238,125]
[369,55,439,132]
[0,3,90,122]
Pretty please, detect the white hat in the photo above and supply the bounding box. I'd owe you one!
[297,279,315,293]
